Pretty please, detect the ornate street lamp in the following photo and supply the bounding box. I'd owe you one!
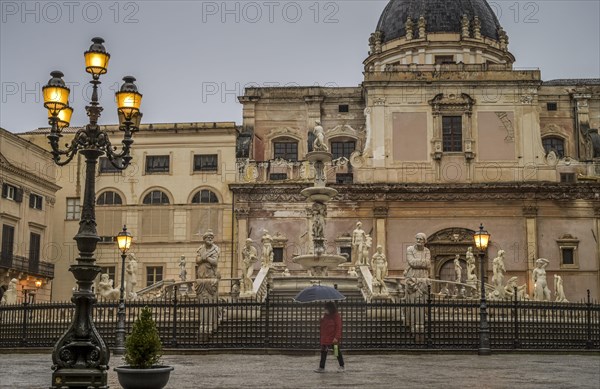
[474,223,491,355]
[114,225,133,355]
[44,37,142,389]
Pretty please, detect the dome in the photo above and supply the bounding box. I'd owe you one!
[376,0,502,43]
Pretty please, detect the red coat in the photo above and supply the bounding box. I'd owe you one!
[320,312,342,345]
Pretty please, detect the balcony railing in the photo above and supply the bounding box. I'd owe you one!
[0,254,54,279]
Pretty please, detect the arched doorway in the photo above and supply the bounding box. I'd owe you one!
[427,227,476,285]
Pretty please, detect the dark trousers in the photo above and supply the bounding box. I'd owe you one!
[319,345,344,368]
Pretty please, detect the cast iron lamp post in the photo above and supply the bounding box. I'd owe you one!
[43,37,142,389]
[114,225,133,355]
[474,223,491,356]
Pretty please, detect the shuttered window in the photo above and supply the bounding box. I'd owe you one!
[141,208,171,240]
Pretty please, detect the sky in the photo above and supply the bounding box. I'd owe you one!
[1,0,599,134]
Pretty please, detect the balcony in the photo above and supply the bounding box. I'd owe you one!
[0,254,55,279]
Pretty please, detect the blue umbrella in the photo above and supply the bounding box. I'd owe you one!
[293,285,346,303]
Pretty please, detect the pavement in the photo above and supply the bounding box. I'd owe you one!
[0,352,599,389]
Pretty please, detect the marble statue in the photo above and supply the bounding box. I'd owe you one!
[466,247,477,282]
[179,255,187,282]
[347,267,358,277]
[97,274,120,300]
[371,245,389,294]
[352,222,367,266]
[404,233,432,297]
[125,253,138,299]
[0,278,18,305]
[312,121,329,152]
[261,230,274,268]
[461,14,470,38]
[312,203,326,241]
[554,274,568,302]
[454,255,462,283]
[418,15,427,39]
[439,283,450,297]
[532,258,551,301]
[195,229,221,299]
[405,17,414,40]
[504,276,519,299]
[241,238,258,293]
[362,234,373,266]
[283,268,291,277]
[492,250,507,290]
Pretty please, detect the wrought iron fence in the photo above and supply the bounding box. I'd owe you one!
[1,291,598,351]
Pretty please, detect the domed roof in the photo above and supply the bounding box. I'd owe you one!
[376,0,502,43]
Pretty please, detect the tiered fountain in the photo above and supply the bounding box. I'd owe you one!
[292,122,347,275]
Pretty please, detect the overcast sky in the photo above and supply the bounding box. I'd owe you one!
[1,0,599,133]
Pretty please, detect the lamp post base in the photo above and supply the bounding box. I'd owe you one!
[50,368,108,389]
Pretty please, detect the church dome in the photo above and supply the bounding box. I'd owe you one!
[376,0,502,43]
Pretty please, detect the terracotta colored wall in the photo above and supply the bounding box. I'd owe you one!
[392,112,428,161]
[477,112,516,161]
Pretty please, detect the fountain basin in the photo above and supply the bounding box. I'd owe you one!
[301,187,338,203]
[305,151,333,163]
[293,254,347,273]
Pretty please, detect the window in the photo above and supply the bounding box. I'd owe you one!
[340,247,352,263]
[542,137,565,158]
[99,266,116,284]
[1,225,15,263]
[192,190,219,204]
[66,198,81,220]
[1,183,22,202]
[560,173,576,183]
[336,174,354,184]
[442,116,463,152]
[435,55,455,65]
[546,102,558,111]
[97,191,123,206]
[99,157,122,173]
[145,155,170,174]
[194,154,218,172]
[146,266,164,287]
[28,232,41,273]
[338,104,349,113]
[561,248,574,265]
[29,193,43,210]
[273,141,298,161]
[269,173,288,181]
[273,247,284,263]
[143,191,170,205]
[331,141,355,160]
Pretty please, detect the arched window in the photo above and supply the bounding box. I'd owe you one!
[97,191,123,205]
[191,190,219,204]
[143,190,170,205]
[542,137,565,158]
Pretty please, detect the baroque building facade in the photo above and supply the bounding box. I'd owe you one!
[232,0,600,299]
[0,128,59,302]
[21,123,237,301]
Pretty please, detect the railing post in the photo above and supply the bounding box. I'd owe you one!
[172,286,178,347]
[586,289,592,349]
[513,286,520,349]
[426,284,432,349]
[20,296,29,347]
[264,284,270,348]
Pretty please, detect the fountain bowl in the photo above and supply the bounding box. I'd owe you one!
[301,187,338,203]
[293,254,347,271]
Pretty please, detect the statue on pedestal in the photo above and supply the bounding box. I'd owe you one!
[352,222,367,266]
[312,203,326,242]
[532,258,551,301]
[404,233,431,298]
[241,238,258,294]
[492,250,506,289]
[261,230,274,268]
[454,255,463,283]
[195,230,221,299]
[125,253,138,299]
[371,245,389,295]
[97,274,120,300]
[312,121,329,152]
[466,247,477,283]
[179,255,187,282]
[0,278,18,305]
[554,274,568,302]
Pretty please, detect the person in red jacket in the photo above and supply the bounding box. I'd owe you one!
[314,302,345,373]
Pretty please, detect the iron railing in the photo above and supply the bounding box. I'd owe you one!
[0,291,598,351]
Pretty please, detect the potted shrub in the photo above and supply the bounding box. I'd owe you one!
[114,306,174,389]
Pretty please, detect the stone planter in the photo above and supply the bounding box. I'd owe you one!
[114,366,174,389]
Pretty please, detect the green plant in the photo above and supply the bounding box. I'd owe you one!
[124,306,162,369]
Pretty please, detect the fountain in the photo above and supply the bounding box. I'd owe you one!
[292,122,347,275]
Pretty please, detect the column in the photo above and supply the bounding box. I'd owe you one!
[523,205,538,295]
[373,206,388,255]
[234,207,250,279]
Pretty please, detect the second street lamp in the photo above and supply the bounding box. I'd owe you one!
[474,223,491,355]
[115,225,133,355]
